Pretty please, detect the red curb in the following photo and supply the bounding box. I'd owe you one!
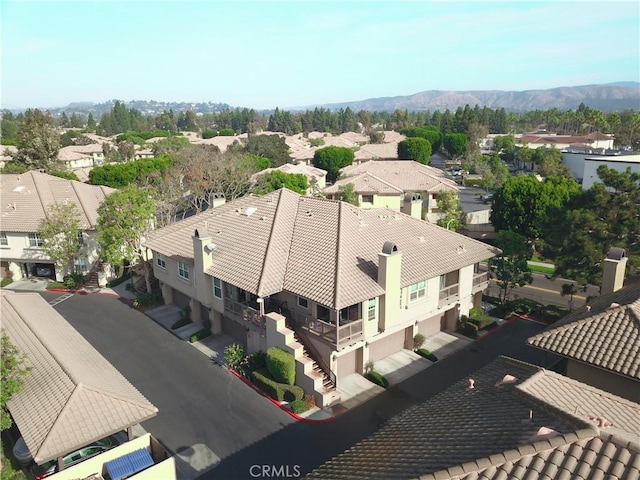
[227,368,335,424]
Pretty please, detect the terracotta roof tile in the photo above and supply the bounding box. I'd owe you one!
[2,291,157,465]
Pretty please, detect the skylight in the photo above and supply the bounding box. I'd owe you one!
[241,206,257,217]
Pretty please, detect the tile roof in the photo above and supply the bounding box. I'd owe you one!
[252,163,328,183]
[1,291,158,464]
[144,189,497,310]
[331,160,459,194]
[527,281,640,381]
[354,142,401,160]
[306,357,640,480]
[58,144,104,161]
[0,171,115,232]
[324,172,405,194]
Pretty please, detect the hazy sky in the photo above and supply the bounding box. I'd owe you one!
[1,1,638,110]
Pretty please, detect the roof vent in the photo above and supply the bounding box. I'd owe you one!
[495,374,518,387]
[609,303,620,309]
[12,185,25,193]
[382,241,399,254]
[456,245,467,254]
[606,247,625,260]
[586,305,592,311]
[528,426,561,442]
[522,409,534,423]
[588,414,613,428]
[241,206,257,217]
[468,378,475,389]
[418,236,425,243]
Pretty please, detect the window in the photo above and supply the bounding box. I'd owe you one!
[340,304,360,323]
[0,232,7,246]
[74,256,88,273]
[409,280,426,301]
[28,233,44,247]
[317,305,330,322]
[368,298,376,321]
[440,274,446,290]
[362,194,374,203]
[213,277,222,298]
[178,261,189,280]
[77,231,84,246]
[156,253,166,269]
[298,296,309,309]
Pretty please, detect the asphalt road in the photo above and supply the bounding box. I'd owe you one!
[40,291,549,480]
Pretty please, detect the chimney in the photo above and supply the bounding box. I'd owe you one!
[210,192,226,209]
[400,192,422,219]
[602,248,627,294]
[193,227,215,303]
[378,241,402,331]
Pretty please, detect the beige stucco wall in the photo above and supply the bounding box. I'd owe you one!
[566,360,639,403]
[369,194,402,211]
[153,255,197,302]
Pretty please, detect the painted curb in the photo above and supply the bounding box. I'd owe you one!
[227,368,335,424]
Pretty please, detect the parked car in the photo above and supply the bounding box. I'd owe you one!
[13,432,127,478]
[480,193,494,204]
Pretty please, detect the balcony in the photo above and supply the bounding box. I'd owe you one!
[472,271,490,292]
[291,310,363,350]
[224,299,264,329]
[438,283,459,308]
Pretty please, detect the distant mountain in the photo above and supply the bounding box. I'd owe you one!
[307,83,640,113]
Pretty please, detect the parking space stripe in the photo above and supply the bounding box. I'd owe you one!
[49,293,74,306]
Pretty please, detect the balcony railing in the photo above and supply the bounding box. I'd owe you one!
[291,310,363,350]
[438,283,460,307]
[224,299,264,329]
[472,271,490,288]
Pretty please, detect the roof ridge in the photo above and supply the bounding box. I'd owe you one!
[77,382,158,414]
[31,171,50,220]
[69,180,93,228]
[332,201,345,310]
[256,189,287,297]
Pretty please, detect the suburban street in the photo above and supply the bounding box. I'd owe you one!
[39,291,551,480]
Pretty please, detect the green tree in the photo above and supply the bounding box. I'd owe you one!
[560,283,579,311]
[244,134,291,167]
[397,137,432,164]
[13,109,60,171]
[38,202,83,275]
[491,174,580,241]
[493,230,533,304]
[253,170,308,195]
[87,112,97,131]
[60,112,70,127]
[1,332,31,431]
[545,166,640,285]
[151,136,191,156]
[443,133,468,158]
[435,190,464,231]
[1,114,19,145]
[312,146,355,183]
[493,135,515,162]
[70,113,83,128]
[337,183,359,206]
[97,186,155,292]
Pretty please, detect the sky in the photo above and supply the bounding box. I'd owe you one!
[1,0,639,110]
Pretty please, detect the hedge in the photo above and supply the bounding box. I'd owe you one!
[365,371,389,388]
[266,347,296,385]
[0,277,13,288]
[46,282,66,290]
[416,348,438,362]
[189,329,211,343]
[251,368,304,402]
[289,399,310,414]
[106,271,131,288]
[459,322,479,338]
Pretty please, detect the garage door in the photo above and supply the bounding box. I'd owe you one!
[369,329,406,363]
[336,349,358,378]
[173,289,190,309]
[418,314,443,337]
[222,316,248,344]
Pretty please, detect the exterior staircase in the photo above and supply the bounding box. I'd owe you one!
[84,261,109,289]
[292,330,336,394]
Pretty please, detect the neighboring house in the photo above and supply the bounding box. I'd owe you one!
[144,188,496,406]
[528,248,640,402]
[0,145,17,169]
[0,171,115,281]
[514,131,615,151]
[306,355,640,480]
[580,154,640,189]
[251,163,328,194]
[324,160,459,219]
[57,144,106,170]
[1,290,158,469]
[134,148,155,160]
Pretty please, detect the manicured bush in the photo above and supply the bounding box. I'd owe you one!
[459,322,479,338]
[416,348,438,362]
[467,317,497,331]
[413,333,426,351]
[251,368,304,402]
[365,371,389,388]
[0,277,13,288]
[237,351,267,378]
[218,128,235,136]
[289,399,310,414]
[266,347,296,385]
[224,343,246,369]
[202,129,218,139]
[171,318,192,330]
[189,329,211,343]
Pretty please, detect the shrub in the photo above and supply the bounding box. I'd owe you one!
[289,399,310,414]
[459,322,479,338]
[413,333,426,351]
[63,273,86,289]
[266,347,296,385]
[189,329,211,343]
[237,351,267,377]
[171,318,192,330]
[106,271,131,287]
[224,343,246,369]
[202,129,218,139]
[218,128,235,136]
[364,360,375,374]
[308,138,325,147]
[365,371,389,388]
[467,317,497,331]
[251,368,304,402]
[46,281,66,290]
[0,277,13,288]
[416,348,438,362]
[133,290,161,308]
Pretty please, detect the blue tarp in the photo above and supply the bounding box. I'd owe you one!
[104,448,154,480]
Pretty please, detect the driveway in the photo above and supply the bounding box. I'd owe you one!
[40,291,550,480]
[38,291,295,478]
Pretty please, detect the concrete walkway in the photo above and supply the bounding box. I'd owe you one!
[374,350,431,386]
